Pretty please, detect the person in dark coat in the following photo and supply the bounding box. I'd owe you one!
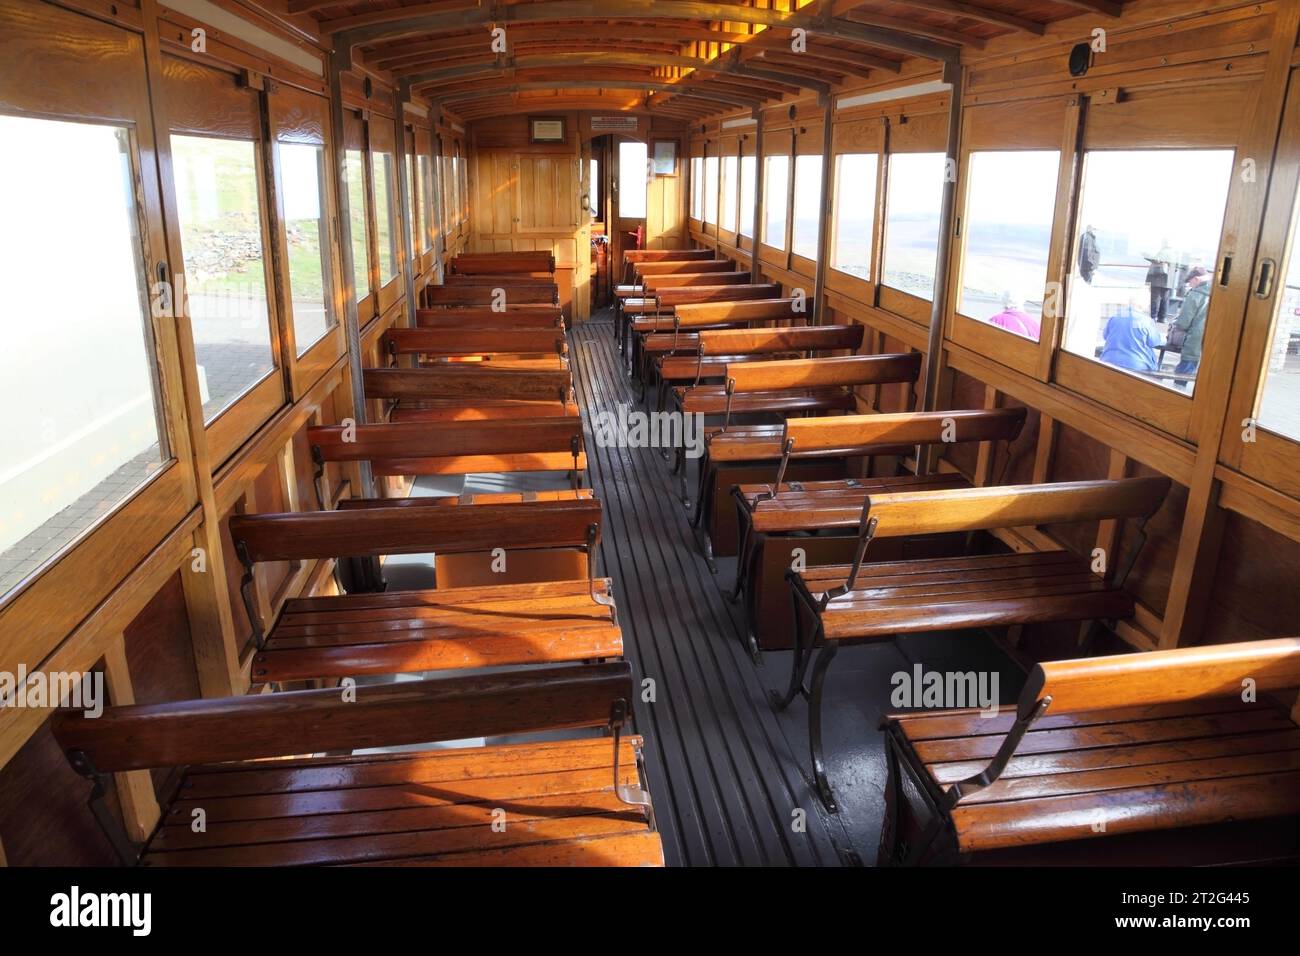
[1078,225,1100,284]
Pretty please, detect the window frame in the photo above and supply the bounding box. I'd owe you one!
[826,118,886,303]
[759,127,794,268]
[738,131,757,250]
[719,135,740,245]
[877,110,949,326]
[368,117,403,315]
[789,123,826,276]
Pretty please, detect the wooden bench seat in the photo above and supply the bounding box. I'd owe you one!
[415,307,564,329]
[622,288,785,365]
[307,417,586,506]
[228,498,615,683]
[880,638,1300,865]
[53,662,663,867]
[425,284,559,307]
[781,476,1172,812]
[385,327,567,363]
[621,247,713,283]
[450,251,556,275]
[364,367,574,422]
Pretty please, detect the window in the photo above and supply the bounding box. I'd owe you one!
[1065,149,1234,392]
[739,154,756,238]
[791,153,823,260]
[279,143,335,355]
[721,154,738,232]
[171,134,275,420]
[882,152,946,300]
[691,155,704,220]
[958,150,1060,342]
[371,151,398,284]
[704,154,719,225]
[589,157,600,220]
[1257,191,1300,439]
[344,149,369,300]
[418,153,435,249]
[0,115,165,596]
[762,153,789,249]
[456,145,467,222]
[619,140,647,219]
[405,153,418,256]
[831,153,879,280]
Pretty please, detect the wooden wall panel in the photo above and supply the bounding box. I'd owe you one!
[1202,511,1300,645]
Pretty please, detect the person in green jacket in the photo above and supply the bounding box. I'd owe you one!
[1174,266,1212,388]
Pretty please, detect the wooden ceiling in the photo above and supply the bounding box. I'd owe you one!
[300,0,1122,122]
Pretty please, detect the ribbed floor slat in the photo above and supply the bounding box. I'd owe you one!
[569,313,853,866]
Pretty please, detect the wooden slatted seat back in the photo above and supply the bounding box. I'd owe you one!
[229,497,602,565]
[634,259,732,277]
[726,353,921,393]
[1022,637,1300,720]
[415,307,563,329]
[697,324,864,357]
[426,284,558,306]
[654,283,782,308]
[385,327,567,359]
[307,418,585,477]
[781,408,1026,459]
[451,251,555,274]
[861,476,1170,541]
[53,661,634,773]
[445,274,559,289]
[363,366,571,403]
[673,297,804,325]
[642,271,751,291]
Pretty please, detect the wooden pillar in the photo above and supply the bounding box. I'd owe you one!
[920,62,962,416]
[811,94,835,324]
[750,108,764,282]
[393,80,419,328]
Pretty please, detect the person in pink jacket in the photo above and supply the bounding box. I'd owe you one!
[987,289,1041,340]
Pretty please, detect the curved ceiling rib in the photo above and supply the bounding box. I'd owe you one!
[306,1,1092,122]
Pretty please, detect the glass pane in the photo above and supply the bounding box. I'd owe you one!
[882,152,946,300]
[344,148,369,300]
[721,154,738,232]
[441,154,453,233]
[704,155,719,224]
[419,153,435,248]
[792,154,823,259]
[1065,149,1235,394]
[371,151,398,284]
[0,115,164,597]
[405,153,418,255]
[279,143,334,355]
[619,140,647,218]
[832,153,879,280]
[1258,190,1300,439]
[691,156,703,220]
[762,154,789,249]
[958,150,1060,342]
[590,157,599,219]
[171,134,275,420]
[739,154,756,237]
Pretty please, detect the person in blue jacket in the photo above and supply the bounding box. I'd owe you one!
[1100,301,1166,373]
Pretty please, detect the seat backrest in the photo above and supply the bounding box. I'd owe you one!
[229,497,602,564]
[53,661,633,773]
[634,259,732,277]
[673,297,803,325]
[1018,637,1300,721]
[415,307,563,329]
[307,418,584,475]
[783,408,1027,456]
[426,284,558,306]
[727,353,921,393]
[445,275,560,290]
[624,248,711,264]
[385,327,566,357]
[643,271,751,291]
[451,251,555,274]
[655,283,782,308]
[697,324,864,357]
[866,476,1172,540]
[363,366,571,402]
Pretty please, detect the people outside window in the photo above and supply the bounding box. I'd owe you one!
[1078,224,1100,284]
[1100,298,1165,373]
[987,289,1040,340]
[1144,240,1176,322]
[1172,265,1212,388]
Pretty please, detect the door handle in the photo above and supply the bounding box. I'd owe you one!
[1254,257,1277,299]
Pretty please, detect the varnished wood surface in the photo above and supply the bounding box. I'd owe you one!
[415,307,564,328]
[783,408,1027,455]
[643,271,752,291]
[725,353,921,392]
[53,661,634,772]
[425,284,559,306]
[364,366,572,402]
[673,297,804,324]
[255,578,621,682]
[654,283,782,308]
[696,324,864,356]
[451,251,556,274]
[634,259,732,277]
[230,498,602,562]
[385,326,567,357]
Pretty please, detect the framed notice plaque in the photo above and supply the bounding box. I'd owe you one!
[529,116,566,143]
